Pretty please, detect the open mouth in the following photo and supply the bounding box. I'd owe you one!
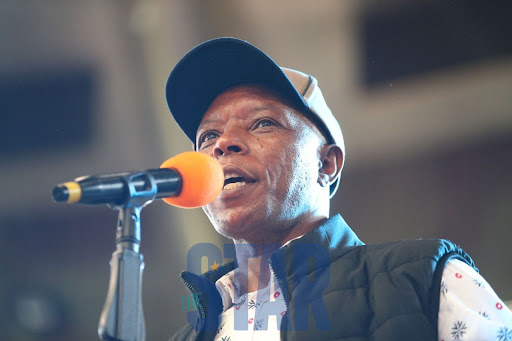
[223,172,253,190]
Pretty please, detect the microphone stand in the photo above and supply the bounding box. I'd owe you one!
[98,172,159,341]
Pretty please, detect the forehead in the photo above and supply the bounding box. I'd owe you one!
[199,84,318,129]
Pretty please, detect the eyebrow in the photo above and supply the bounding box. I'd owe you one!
[197,119,217,128]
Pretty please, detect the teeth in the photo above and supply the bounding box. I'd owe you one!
[224,172,241,180]
[223,171,252,190]
[224,181,247,190]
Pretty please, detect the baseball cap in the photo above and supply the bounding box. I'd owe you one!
[166,37,344,197]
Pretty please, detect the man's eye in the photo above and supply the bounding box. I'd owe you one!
[255,119,276,129]
[200,131,219,144]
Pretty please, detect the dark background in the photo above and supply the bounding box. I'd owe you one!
[1,1,511,340]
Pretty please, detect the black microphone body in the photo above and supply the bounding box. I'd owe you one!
[52,168,182,205]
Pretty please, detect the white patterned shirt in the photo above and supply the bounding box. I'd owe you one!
[438,259,512,340]
[212,259,512,341]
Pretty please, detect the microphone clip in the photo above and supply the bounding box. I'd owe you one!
[107,171,159,210]
[98,172,157,341]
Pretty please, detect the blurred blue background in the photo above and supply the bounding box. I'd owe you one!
[1,1,511,340]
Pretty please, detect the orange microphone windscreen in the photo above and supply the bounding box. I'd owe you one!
[160,152,223,208]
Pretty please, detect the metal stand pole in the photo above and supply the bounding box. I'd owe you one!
[98,172,158,341]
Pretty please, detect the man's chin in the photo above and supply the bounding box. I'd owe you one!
[208,210,261,241]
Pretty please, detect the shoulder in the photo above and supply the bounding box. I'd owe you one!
[360,238,475,270]
[327,238,477,294]
[365,238,463,255]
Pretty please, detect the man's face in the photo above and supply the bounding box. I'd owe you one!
[196,85,327,243]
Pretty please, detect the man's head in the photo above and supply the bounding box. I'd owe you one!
[166,38,345,243]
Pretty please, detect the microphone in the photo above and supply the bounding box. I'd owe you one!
[52,152,224,208]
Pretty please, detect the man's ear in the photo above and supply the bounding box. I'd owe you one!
[318,144,344,187]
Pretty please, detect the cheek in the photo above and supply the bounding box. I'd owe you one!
[265,147,293,180]
[258,131,321,190]
[272,145,316,191]
[287,141,321,185]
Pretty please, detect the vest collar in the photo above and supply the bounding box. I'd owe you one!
[179,214,363,332]
[268,214,364,292]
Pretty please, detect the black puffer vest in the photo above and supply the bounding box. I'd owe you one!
[170,215,476,341]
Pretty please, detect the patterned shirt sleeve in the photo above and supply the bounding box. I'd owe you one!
[438,259,512,340]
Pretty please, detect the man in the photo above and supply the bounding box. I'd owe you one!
[166,38,511,340]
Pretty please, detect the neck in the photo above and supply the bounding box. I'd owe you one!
[232,243,275,293]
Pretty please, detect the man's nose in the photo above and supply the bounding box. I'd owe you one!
[213,131,248,158]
